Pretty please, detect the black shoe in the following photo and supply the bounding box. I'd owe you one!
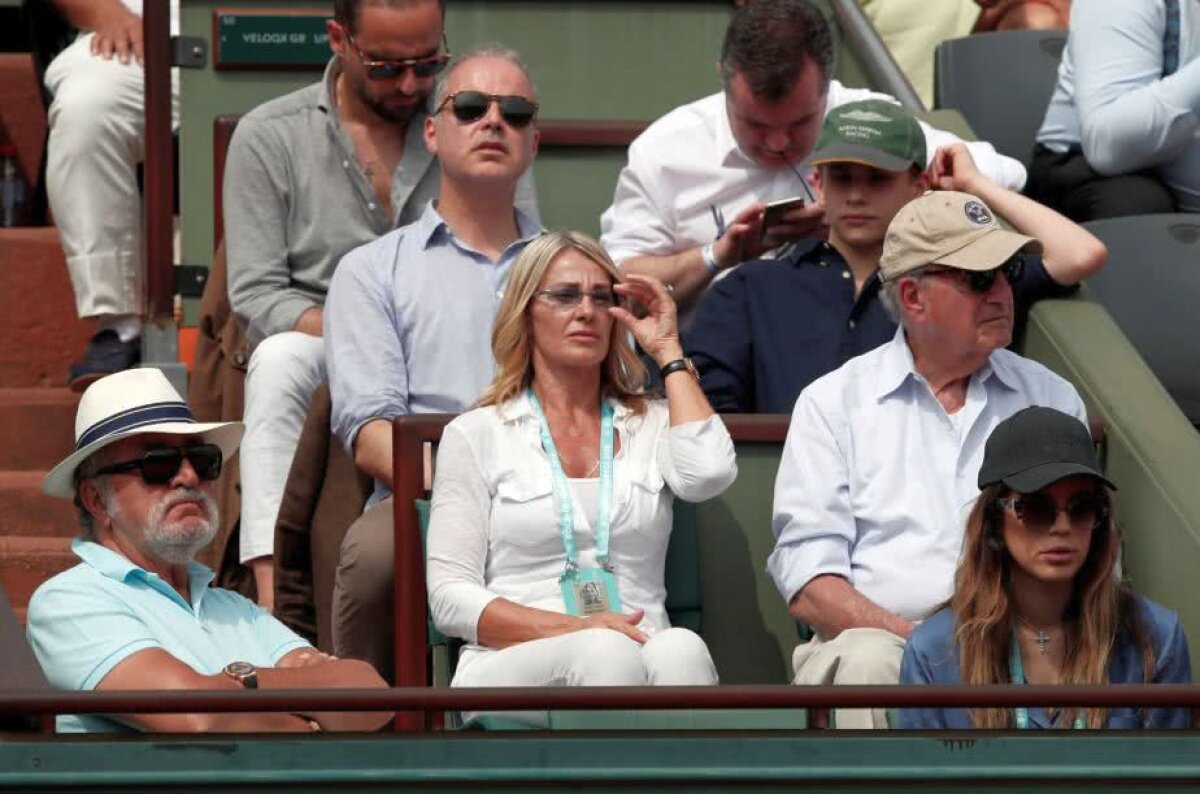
[68,330,141,392]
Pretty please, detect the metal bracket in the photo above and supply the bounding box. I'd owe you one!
[175,265,209,299]
[172,36,208,69]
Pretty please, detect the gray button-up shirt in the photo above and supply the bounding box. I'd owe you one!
[325,201,543,504]
[223,58,539,348]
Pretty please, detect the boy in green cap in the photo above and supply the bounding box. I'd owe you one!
[685,99,1105,414]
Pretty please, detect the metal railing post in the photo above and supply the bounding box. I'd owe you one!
[142,2,187,395]
[828,0,925,113]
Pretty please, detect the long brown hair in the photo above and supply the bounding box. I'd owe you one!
[952,482,1155,728]
[474,231,648,412]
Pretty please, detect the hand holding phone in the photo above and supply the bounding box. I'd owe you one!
[761,196,809,234]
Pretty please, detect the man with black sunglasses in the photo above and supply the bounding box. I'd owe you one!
[686,103,1107,414]
[768,185,1095,729]
[324,47,543,676]
[223,0,541,609]
[26,369,391,733]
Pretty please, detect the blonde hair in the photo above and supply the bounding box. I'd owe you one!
[475,231,648,412]
[952,482,1154,729]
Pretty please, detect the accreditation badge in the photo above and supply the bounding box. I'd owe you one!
[561,567,621,616]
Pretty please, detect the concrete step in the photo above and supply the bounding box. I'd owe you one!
[0,52,46,190]
[0,536,75,625]
[0,388,78,471]
[0,228,94,387]
[0,471,77,538]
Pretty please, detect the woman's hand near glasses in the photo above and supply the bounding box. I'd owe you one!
[609,274,683,368]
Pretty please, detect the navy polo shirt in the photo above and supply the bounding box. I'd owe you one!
[685,239,1074,414]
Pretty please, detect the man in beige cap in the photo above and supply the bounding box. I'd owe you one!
[768,178,1098,729]
[26,369,390,733]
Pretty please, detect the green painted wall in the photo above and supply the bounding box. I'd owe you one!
[179,0,871,266]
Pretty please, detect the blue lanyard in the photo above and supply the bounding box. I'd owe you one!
[526,389,615,578]
[1010,630,1085,730]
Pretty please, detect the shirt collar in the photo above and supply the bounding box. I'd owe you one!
[417,200,544,251]
[500,392,637,425]
[71,538,215,608]
[716,92,754,168]
[317,57,342,117]
[873,328,1019,401]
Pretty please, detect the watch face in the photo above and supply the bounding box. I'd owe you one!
[226,661,255,678]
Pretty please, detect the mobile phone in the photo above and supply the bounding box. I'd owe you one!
[761,196,809,233]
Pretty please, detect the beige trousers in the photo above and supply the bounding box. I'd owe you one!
[332,498,395,680]
[791,627,906,729]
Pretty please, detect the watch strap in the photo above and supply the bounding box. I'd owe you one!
[660,358,694,381]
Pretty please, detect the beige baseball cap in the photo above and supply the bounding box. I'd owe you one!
[879,191,1043,282]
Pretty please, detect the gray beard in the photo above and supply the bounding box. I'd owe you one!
[111,487,219,566]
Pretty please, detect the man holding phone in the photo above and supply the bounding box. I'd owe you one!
[600,0,1026,325]
[685,99,1106,413]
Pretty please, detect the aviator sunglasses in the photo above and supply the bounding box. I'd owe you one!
[94,443,224,486]
[534,286,620,311]
[346,33,450,80]
[435,91,539,128]
[920,255,1026,294]
[996,490,1107,532]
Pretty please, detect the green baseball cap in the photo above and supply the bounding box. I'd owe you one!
[809,99,926,172]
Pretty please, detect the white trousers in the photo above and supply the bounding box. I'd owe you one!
[791,627,906,730]
[44,33,179,318]
[454,627,718,726]
[239,332,326,562]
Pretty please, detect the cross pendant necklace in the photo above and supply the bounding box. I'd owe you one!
[1033,629,1051,655]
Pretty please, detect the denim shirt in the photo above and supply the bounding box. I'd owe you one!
[898,596,1193,729]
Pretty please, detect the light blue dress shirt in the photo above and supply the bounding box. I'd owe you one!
[1037,0,1200,210]
[325,201,543,505]
[768,328,1087,621]
[26,540,310,732]
[899,597,1193,729]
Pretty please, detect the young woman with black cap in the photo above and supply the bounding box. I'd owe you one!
[898,406,1192,729]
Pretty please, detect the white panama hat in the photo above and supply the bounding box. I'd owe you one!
[42,368,243,499]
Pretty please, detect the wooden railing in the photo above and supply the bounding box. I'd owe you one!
[1,685,1198,726]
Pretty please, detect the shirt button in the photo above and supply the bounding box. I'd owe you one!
[848,319,856,329]
[841,271,851,279]
[368,202,376,211]
[342,160,349,168]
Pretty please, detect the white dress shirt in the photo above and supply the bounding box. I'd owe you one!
[426,395,738,677]
[600,87,1028,267]
[768,328,1087,621]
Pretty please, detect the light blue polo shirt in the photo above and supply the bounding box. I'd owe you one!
[26,540,311,732]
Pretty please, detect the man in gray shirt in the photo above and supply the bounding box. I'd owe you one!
[324,47,543,677]
[223,0,537,609]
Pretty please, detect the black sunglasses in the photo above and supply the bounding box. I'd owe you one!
[346,33,450,80]
[435,91,538,128]
[94,444,223,486]
[921,255,1026,294]
[996,491,1107,532]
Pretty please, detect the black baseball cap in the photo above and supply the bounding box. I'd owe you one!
[977,406,1116,493]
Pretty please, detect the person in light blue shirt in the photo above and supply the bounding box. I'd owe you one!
[769,190,1087,729]
[899,407,1192,730]
[324,47,544,676]
[1029,0,1200,220]
[27,368,390,733]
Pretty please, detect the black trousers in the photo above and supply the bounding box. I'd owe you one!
[1025,144,1176,223]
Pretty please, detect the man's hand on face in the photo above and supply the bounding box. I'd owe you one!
[90,4,144,65]
[928,143,985,194]
[712,201,827,269]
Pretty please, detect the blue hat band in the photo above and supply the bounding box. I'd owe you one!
[75,401,196,451]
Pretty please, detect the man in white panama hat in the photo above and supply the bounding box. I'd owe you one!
[27,368,390,733]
